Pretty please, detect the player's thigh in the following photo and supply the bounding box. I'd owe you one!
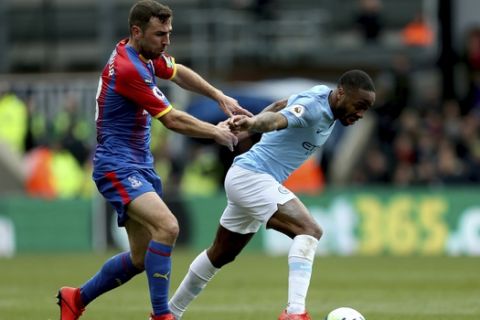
[267,197,322,239]
[127,191,179,241]
[222,165,295,234]
[93,168,164,228]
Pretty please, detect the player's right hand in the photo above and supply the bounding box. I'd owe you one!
[229,115,254,132]
[214,126,238,151]
[216,94,253,118]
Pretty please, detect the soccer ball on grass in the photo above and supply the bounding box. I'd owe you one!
[325,307,366,320]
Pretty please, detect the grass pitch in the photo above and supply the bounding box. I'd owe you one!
[0,250,479,320]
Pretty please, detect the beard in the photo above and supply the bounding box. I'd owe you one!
[140,48,161,60]
[334,106,347,124]
[138,40,163,59]
[335,107,356,126]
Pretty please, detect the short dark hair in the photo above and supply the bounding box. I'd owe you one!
[129,0,172,32]
[338,69,375,92]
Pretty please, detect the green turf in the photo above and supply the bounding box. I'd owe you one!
[0,250,479,319]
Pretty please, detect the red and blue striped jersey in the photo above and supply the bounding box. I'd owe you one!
[93,39,177,171]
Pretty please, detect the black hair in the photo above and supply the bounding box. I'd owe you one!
[338,69,376,92]
[129,0,172,32]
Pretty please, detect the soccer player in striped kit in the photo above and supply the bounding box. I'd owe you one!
[56,1,251,320]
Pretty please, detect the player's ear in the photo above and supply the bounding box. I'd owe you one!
[131,25,143,39]
[336,86,345,101]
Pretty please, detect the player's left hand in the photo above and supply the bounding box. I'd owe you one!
[217,95,253,117]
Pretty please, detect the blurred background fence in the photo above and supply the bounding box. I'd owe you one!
[1,0,435,74]
[1,0,480,256]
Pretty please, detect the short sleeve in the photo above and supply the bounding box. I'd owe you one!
[115,63,172,118]
[152,54,177,80]
[280,97,319,128]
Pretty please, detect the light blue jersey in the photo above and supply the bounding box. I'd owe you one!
[234,85,335,183]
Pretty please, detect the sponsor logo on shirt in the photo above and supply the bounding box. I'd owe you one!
[302,141,320,155]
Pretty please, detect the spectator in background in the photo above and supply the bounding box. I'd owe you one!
[231,0,276,20]
[392,162,415,186]
[0,82,28,155]
[442,99,463,142]
[390,53,413,112]
[457,114,480,182]
[251,0,276,21]
[373,53,412,149]
[359,144,389,183]
[355,0,383,43]
[24,95,47,152]
[47,93,92,167]
[401,11,434,48]
[24,142,85,199]
[436,138,467,184]
[462,27,480,114]
[24,146,56,199]
[180,146,223,196]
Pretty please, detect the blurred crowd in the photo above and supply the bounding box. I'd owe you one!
[0,2,479,198]
[0,84,93,198]
[354,27,480,186]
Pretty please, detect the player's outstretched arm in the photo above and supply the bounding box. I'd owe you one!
[222,98,288,142]
[171,64,252,117]
[230,111,288,133]
[159,109,238,151]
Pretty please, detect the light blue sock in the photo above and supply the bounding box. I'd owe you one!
[80,252,143,306]
[287,235,318,314]
[145,240,173,316]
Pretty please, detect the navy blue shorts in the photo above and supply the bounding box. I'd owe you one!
[93,168,163,226]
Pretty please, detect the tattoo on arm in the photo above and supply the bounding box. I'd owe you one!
[250,112,287,132]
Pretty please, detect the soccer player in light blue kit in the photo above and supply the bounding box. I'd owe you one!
[169,70,376,320]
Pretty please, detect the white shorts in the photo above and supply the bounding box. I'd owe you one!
[220,165,297,234]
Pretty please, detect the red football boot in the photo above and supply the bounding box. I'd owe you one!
[149,312,176,320]
[57,287,85,320]
[278,309,312,320]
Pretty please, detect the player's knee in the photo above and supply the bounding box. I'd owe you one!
[151,215,179,241]
[161,222,179,240]
[313,224,323,240]
[208,249,237,268]
[167,220,180,238]
[305,223,323,240]
[217,252,237,267]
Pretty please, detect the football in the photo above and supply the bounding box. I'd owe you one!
[325,307,366,320]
